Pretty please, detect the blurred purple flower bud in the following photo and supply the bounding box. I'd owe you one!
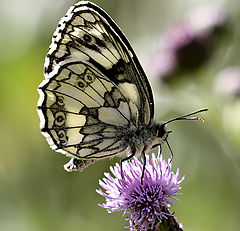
[187,5,229,38]
[150,49,177,80]
[216,67,240,96]
[150,25,210,79]
[150,5,229,80]
[166,25,210,70]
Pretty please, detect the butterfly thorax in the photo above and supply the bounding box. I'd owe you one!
[123,120,167,155]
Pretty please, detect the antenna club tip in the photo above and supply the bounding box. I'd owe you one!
[199,117,206,123]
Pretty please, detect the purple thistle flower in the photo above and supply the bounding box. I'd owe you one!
[97,154,184,230]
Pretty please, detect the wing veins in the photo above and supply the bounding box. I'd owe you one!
[66,147,127,160]
[47,124,119,130]
[57,135,122,149]
[65,30,116,66]
[39,106,80,115]
[73,17,120,62]
[63,66,107,103]
[84,140,126,158]
[84,15,121,61]
[102,25,128,61]
[77,11,127,62]
[44,88,88,107]
[90,147,127,159]
[53,79,103,106]
[97,77,133,126]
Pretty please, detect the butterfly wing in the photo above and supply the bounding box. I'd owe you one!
[37,1,154,169]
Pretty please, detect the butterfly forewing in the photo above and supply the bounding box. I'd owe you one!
[38,1,154,167]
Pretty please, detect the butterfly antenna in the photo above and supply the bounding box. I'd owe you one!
[163,108,208,126]
[165,139,174,164]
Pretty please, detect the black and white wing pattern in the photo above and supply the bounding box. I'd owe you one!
[37,1,155,171]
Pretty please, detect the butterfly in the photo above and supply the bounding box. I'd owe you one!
[37,1,207,180]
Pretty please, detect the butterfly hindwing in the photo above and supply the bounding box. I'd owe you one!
[38,63,139,158]
[38,1,154,167]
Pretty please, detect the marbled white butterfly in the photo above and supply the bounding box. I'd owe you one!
[37,1,207,179]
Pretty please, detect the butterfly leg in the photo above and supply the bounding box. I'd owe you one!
[151,143,163,157]
[159,144,162,155]
[152,143,161,150]
[165,139,174,164]
[140,149,147,184]
[141,144,164,183]
[120,148,136,179]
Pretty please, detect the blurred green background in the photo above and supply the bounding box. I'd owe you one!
[1,0,240,230]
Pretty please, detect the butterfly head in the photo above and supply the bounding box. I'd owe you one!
[147,122,169,152]
[156,123,169,141]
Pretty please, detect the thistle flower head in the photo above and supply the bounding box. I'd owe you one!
[97,154,184,230]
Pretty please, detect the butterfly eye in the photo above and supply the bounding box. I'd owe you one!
[76,79,87,90]
[57,96,64,106]
[54,112,66,126]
